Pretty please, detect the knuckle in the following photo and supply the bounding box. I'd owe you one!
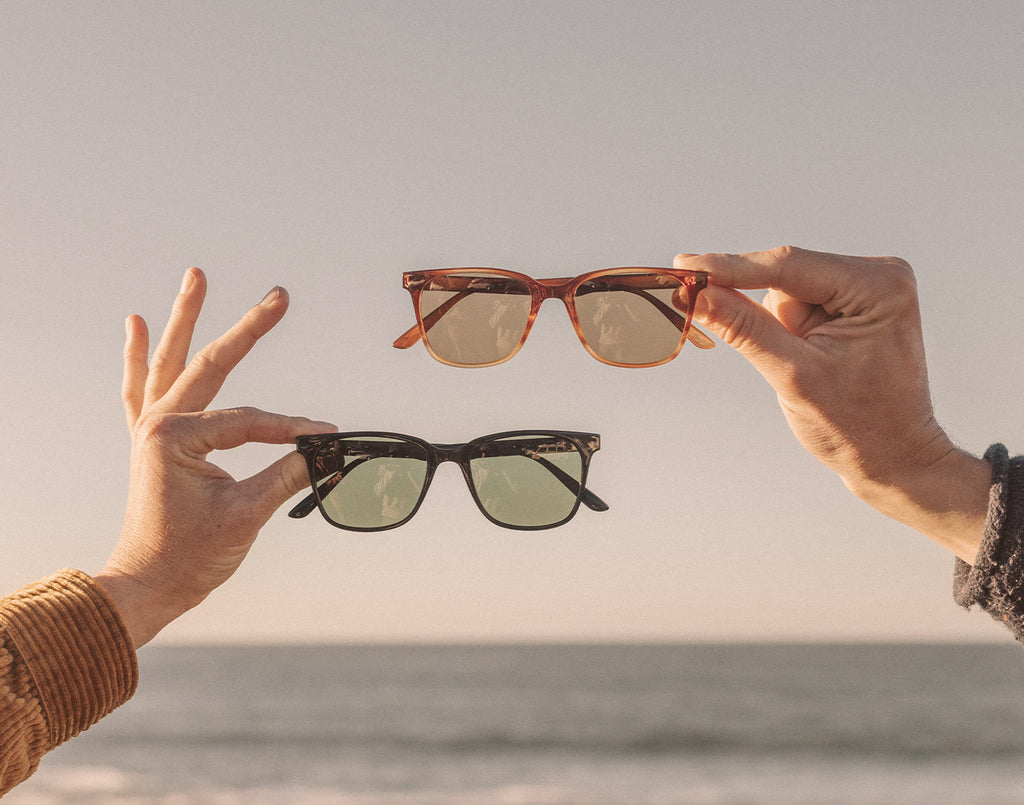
[132,412,181,445]
[887,257,917,287]
[224,405,261,424]
[123,343,146,363]
[767,244,804,265]
[874,258,919,304]
[146,353,177,375]
[761,245,806,290]
[189,348,230,380]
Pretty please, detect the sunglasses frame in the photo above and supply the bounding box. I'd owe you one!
[393,266,714,368]
[289,429,608,532]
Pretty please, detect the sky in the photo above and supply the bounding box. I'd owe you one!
[2,1,1023,644]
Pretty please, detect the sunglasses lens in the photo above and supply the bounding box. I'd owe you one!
[573,272,689,366]
[312,436,429,530]
[418,272,532,366]
[468,434,585,528]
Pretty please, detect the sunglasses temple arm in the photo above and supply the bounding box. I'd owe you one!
[289,470,344,519]
[581,486,610,512]
[288,492,318,519]
[392,322,421,349]
[392,290,473,349]
[685,323,715,349]
[288,455,375,519]
[623,287,714,350]
[531,455,610,512]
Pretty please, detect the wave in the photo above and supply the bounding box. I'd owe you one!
[84,725,1024,761]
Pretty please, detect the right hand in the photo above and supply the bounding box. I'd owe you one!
[95,268,336,646]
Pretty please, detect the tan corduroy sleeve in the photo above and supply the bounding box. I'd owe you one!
[0,569,139,795]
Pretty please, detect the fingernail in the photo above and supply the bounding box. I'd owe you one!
[260,286,282,306]
[180,268,197,294]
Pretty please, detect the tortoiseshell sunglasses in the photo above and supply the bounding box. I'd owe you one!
[393,267,715,368]
[288,430,608,531]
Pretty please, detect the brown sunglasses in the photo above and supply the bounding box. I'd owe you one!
[393,267,714,368]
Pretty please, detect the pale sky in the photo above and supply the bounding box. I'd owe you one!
[2,1,1023,643]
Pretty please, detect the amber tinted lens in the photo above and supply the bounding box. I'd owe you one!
[417,272,533,366]
[312,436,429,530]
[468,434,584,528]
[572,272,687,365]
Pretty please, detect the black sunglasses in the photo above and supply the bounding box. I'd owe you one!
[288,430,608,531]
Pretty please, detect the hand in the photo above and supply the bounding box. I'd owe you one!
[94,268,335,647]
[675,246,990,563]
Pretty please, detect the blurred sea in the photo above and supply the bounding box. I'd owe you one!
[6,644,1024,805]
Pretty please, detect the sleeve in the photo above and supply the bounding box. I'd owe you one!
[0,568,139,796]
[953,443,1024,643]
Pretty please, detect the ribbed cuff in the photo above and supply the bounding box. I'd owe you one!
[953,444,1024,643]
[0,569,139,747]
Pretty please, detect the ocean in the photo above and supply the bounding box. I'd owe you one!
[6,644,1024,804]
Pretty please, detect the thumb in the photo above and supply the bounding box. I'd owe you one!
[694,283,808,383]
[233,451,314,523]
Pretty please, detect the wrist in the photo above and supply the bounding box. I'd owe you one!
[844,445,990,564]
[92,568,190,649]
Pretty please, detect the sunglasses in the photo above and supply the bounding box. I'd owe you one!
[288,430,608,531]
[393,267,715,368]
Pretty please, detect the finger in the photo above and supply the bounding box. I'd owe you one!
[763,289,835,339]
[161,286,289,414]
[692,283,813,386]
[145,268,208,403]
[172,407,336,457]
[232,451,317,525]
[675,246,869,307]
[122,314,150,430]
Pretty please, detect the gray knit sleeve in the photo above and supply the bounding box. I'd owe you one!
[953,443,1024,643]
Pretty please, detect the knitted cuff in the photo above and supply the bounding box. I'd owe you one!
[953,444,1024,642]
[0,569,139,747]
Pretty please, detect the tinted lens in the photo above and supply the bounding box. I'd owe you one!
[468,434,584,528]
[572,272,688,366]
[312,436,429,530]
[418,272,533,366]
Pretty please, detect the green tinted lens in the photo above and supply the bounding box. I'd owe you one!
[468,434,584,528]
[573,272,686,365]
[313,437,428,530]
[418,272,532,366]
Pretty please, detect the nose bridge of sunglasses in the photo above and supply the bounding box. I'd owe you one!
[433,443,465,463]
[528,278,581,339]
[535,276,576,301]
[419,449,477,510]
